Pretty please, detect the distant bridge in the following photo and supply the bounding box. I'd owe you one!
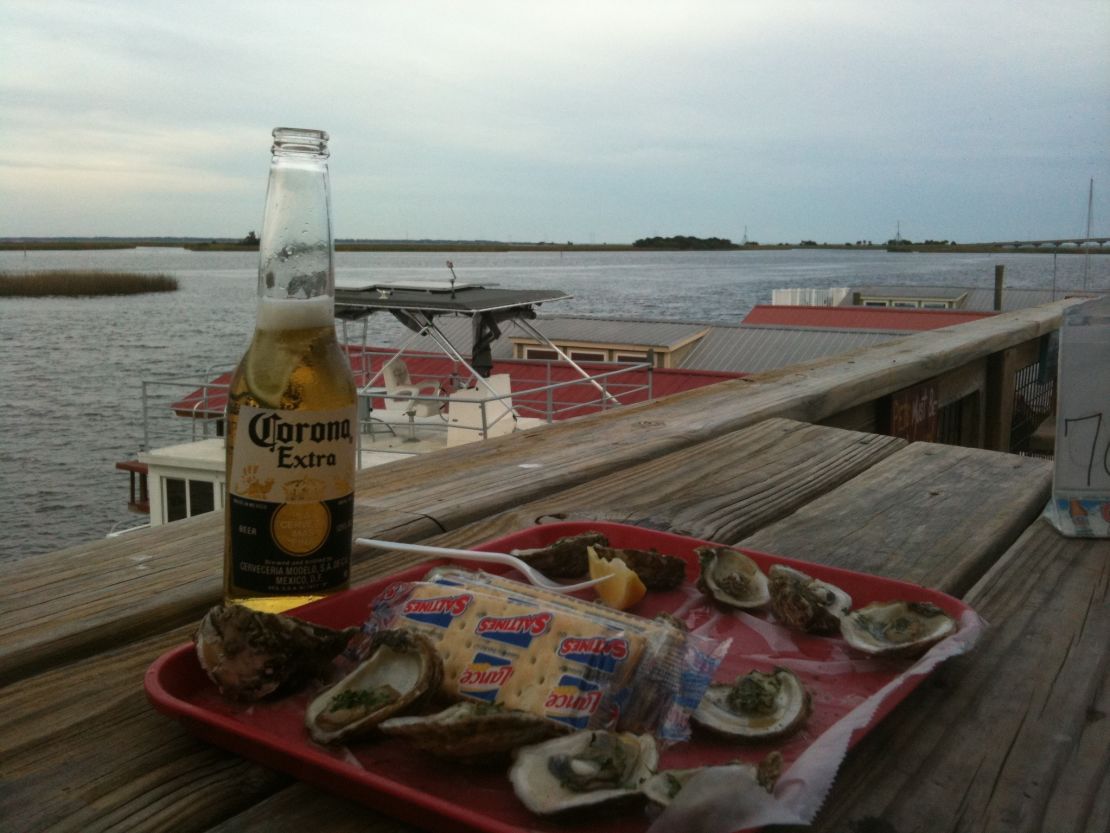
[979,237,1109,249]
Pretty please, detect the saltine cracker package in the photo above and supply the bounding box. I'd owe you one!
[358,568,724,741]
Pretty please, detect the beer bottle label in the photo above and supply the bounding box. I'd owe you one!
[228,404,356,594]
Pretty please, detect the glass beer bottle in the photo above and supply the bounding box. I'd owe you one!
[223,127,357,613]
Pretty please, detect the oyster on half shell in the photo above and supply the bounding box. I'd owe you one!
[380,701,562,764]
[305,628,443,744]
[509,730,658,816]
[194,604,357,701]
[767,564,852,633]
[642,751,783,807]
[696,546,770,609]
[840,600,956,657]
[692,667,811,742]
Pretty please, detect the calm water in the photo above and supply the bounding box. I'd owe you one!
[1,247,1106,561]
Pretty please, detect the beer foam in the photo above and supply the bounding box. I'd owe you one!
[256,295,334,331]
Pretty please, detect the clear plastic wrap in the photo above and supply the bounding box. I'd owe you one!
[356,567,726,742]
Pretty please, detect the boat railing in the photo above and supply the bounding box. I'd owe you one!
[351,343,652,405]
[132,353,654,461]
[137,372,234,452]
[358,360,653,445]
[509,363,653,421]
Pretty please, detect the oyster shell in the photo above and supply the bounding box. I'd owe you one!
[642,751,782,806]
[194,604,357,701]
[696,546,770,609]
[692,667,811,741]
[509,531,609,578]
[380,701,562,764]
[767,564,852,633]
[840,600,956,657]
[305,628,443,744]
[509,730,658,816]
[591,545,686,590]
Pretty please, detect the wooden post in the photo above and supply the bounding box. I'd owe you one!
[994,265,1005,311]
[985,347,1017,451]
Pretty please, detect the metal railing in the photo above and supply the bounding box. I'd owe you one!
[137,372,232,452]
[131,353,654,465]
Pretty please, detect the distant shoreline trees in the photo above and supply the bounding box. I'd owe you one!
[633,235,739,250]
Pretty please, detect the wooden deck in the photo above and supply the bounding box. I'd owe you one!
[1,301,1106,833]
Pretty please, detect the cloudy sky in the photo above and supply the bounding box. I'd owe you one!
[2,0,1108,244]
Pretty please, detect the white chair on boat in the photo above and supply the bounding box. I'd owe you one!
[363,358,447,442]
[380,358,442,419]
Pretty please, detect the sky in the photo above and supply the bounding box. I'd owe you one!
[2,0,1108,245]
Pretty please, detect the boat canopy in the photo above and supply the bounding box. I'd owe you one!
[334,281,570,317]
[334,280,573,380]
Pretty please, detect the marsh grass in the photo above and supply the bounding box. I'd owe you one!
[0,241,136,250]
[0,270,179,297]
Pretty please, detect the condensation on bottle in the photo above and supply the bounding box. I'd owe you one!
[223,127,357,613]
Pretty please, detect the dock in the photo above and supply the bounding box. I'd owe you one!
[1,298,1105,833]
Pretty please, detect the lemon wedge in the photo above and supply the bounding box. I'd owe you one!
[587,546,647,610]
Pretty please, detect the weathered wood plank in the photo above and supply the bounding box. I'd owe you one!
[0,507,439,685]
[802,521,1110,833]
[385,418,907,547]
[0,622,295,833]
[205,784,409,833]
[739,442,1052,595]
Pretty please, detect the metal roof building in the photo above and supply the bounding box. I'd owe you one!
[496,315,710,351]
[742,304,996,330]
[841,285,1096,313]
[677,324,906,373]
[432,315,908,375]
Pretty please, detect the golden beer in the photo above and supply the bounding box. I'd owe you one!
[223,128,356,613]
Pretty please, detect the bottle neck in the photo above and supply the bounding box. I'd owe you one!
[257,127,334,306]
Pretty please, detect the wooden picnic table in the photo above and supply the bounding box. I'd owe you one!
[1,416,1104,833]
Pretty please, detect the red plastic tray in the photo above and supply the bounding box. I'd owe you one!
[145,522,976,833]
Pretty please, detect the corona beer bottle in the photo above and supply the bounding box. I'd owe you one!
[223,127,356,612]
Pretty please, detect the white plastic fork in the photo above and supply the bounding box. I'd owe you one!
[354,537,611,593]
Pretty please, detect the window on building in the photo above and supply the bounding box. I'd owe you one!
[568,350,606,362]
[190,480,216,516]
[524,347,559,361]
[165,477,218,523]
[165,478,187,523]
[614,352,648,364]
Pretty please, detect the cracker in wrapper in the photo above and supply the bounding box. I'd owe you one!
[356,568,725,742]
